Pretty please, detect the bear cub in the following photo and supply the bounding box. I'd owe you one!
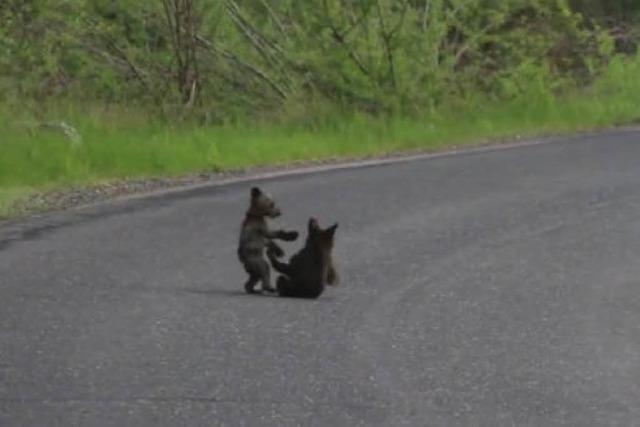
[267,217,338,299]
[237,187,298,294]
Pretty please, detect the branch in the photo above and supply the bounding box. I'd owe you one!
[162,0,184,71]
[322,0,371,77]
[375,0,397,89]
[258,0,288,40]
[195,35,288,100]
[422,0,431,32]
[102,37,152,92]
[225,0,285,68]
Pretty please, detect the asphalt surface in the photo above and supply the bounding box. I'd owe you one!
[1,130,640,426]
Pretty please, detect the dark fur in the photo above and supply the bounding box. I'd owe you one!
[267,218,339,299]
[237,187,298,294]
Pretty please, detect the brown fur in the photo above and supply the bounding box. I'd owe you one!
[267,218,339,299]
[237,187,298,294]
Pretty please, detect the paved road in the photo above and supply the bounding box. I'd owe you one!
[1,130,640,426]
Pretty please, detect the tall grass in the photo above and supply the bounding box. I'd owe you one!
[1,55,640,217]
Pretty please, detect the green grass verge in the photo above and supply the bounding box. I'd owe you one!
[0,188,34,218]
[1,55,640,218]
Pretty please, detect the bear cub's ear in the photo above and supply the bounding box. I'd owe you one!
[308,217,319,232]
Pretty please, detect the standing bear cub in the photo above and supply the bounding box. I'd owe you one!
[267,218,339,299]
[237,187,299,294]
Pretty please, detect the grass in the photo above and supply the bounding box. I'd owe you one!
[1,55,640,218]
[0,188,33,218]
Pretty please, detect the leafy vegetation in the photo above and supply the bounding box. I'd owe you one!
[1,0,639,216]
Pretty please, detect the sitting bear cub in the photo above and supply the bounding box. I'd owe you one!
[267,217,338,299]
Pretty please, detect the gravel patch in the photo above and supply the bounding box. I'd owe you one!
[5,156,370,218]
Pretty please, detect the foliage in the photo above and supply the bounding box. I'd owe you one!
[2,0,636,121]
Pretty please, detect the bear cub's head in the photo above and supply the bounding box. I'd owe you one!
[306,217,338,252]
[248,187,282,218]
